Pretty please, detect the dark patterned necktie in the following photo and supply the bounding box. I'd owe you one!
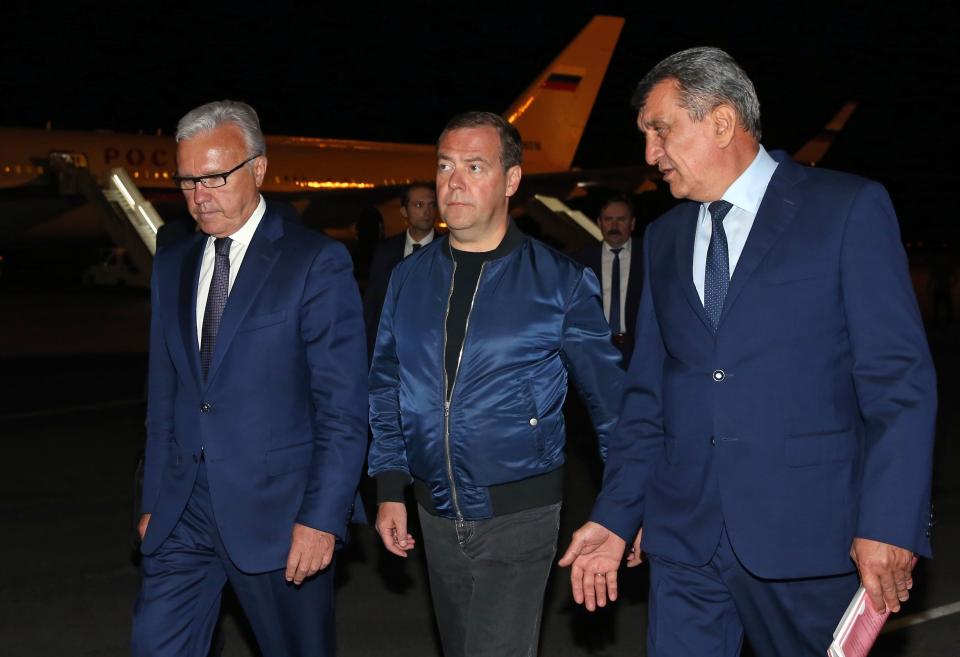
[200,237,231,379]
[609,247,623,333]
[704,200,733,331]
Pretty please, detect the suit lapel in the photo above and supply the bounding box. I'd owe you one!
[718,161,805,326]
[673,203,713,333]
[179,234,205,385]
[203,211,283,387]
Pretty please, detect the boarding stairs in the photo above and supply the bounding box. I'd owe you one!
[48,153,164,287]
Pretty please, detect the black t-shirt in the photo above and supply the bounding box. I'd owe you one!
[445,247,491,399]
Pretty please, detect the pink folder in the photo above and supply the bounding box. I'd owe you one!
[827,586,890,657]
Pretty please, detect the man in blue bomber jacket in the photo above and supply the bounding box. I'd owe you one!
[368,111,624,657]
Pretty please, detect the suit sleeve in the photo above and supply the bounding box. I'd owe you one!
[589,226,667,542]
[367,267,413,500]
[841,181,937,556]
[561,266,624,460]
[142,256,177,515]
[363,242,393,362]
[296,242,369,540]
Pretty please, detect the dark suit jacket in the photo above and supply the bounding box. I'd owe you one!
[140,206,368,573]
[591,154,936,580]
[573,236,643,366]
[363,230,438,359]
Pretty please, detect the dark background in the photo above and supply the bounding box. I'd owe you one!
[1,1,956,239]
[1,4,959,655]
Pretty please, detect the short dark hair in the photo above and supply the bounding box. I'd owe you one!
[438,111,523,171]
[400,182,435,207]
[598,193,635,218]
[631,47,762,140]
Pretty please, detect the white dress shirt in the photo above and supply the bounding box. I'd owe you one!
[601,238,632,333]
[403,229,436,257]
[693,146,778,304]
[196,195,267,347]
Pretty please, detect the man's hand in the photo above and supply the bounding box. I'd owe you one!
[375,501,416,557]
[558,521,628,611]
[138,513,151,541]
[285,523,335,585]
[626,528,644,567]
[850,537,917,613]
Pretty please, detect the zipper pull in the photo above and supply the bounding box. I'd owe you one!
[444,401,450,416]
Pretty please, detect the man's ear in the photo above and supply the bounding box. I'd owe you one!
[400,204,409,220]
[254,155,268,187]
[505,165,522,198]
[712,105,737,148]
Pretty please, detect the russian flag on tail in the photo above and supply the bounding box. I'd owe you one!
[541,72,582,92]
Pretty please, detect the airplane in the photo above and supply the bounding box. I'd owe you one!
[0,15,625,245]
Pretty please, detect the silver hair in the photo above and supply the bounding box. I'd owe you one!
[631,47,762,140]
[175,100,267,157]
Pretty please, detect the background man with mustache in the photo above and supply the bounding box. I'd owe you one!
[574,193,643,367]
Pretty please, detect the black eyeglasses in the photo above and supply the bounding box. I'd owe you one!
[173,154,261,190]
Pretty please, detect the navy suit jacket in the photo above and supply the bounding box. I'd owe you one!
[592,155,936,579]
[573,236,643,365]
[140,207,368,573]
[363,230,438,359]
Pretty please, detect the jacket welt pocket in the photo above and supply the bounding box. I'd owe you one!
[266,441,314,476]
[784,429,856,467]
[238,310,287,333]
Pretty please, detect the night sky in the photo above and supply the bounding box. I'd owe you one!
[1,1,956,238]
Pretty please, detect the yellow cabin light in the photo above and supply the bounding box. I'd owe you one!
[297,180,375,189]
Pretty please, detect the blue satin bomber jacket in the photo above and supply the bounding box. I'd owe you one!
[368,230,623,520]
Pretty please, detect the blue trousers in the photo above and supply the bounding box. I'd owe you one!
[647,527,858,657]
[131,463,335,657]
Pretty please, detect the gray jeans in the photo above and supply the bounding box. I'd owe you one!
[417,502,562,657]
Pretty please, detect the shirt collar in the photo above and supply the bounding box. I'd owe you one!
[603,237,632,254]
[706,145,778,216]
[215,195,266,248]
[406,229,435,248]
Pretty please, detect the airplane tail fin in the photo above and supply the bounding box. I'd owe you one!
[503,15,625,174]
[791,101,858,166]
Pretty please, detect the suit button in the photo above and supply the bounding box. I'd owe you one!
[529,418,538,427]
[712,370,725,382]
[710,436,717,446]
[200,402,211,413]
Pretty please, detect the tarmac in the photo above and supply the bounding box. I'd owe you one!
[1,280,958,656]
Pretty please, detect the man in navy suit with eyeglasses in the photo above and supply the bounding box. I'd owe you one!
[131,100,367,657]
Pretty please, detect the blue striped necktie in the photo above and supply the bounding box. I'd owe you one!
[704,200,732,331]
[200,237,231,379]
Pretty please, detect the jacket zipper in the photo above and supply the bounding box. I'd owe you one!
[442,258,486,523]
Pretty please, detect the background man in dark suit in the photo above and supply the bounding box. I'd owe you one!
[363,183,438,356]
[573,193,643,366]
[131,100,367,657]
[561,48,936,656]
